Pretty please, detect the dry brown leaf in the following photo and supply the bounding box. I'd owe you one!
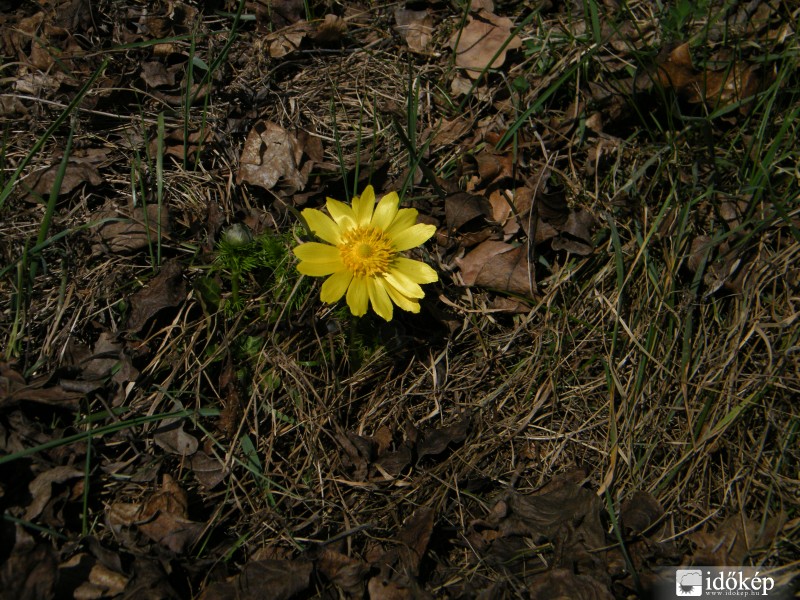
[445,191,493,232]
[265,22,309,57]
[24,466,84,520]
[109,474,204,554]
[416,417,470,462]
[314,14,347,44]
[550,208,596,256]
[153,419,198,456]
[394,9,433,54]
[468,471,608,585]
[687,514,785,566]
[650,43,771,112]
[0,525,58,600]
[126,259,186,333]
[94,203,171,255]
[450,11,522,79]
[317,548,369,596]
[456,240,536,298]
[199,558,312,600]
[140,60,180,88]
[0,363,84,409]
[26,159,103,200]
[236,120,311,193]
[528,568,614,600]
[428,116,472,147]
[620,491,664,535]
[189,451,228,490]
[155,127,215,158]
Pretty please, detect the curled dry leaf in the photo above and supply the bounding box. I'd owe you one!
[27,159,103,201]
[450,11,522,79]
[648,43,772,112]
[0,363,84,409]
[416,417,470,462]
[528,568,614,600]
[24,466,84,521]
[236,120,312,193]
[456,240,536,298]
[126,259,186,333]
[0,525,58,600]
[108,474,204,554]
[199,559,312,600]
[314,14,347,44]
[445,191,493,232]
[687,513,786,566]
[93,203,171,255]
[394,9,433,54]
[265,22,309,57]
[317,548,369,596]
[153,419,198,456]
[620,491,664,535]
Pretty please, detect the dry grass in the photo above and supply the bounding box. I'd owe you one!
[1,0,798,597]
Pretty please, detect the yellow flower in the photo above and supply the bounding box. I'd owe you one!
[293,186,438,321]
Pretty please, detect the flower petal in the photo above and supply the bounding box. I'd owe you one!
[320,270,352,302]
[297,260,344,277]
[346,276,369,316]
[392,256,439,283]
[384,269,424,299]
[326,198,356,230]
[385,208,419,237]
[371,191,399,230]
[384,284,421,313]
[389,223,437,251]
[301,208,341,245]
[293,242,341,263]
[367,277,394,321]
[352,185,376,226]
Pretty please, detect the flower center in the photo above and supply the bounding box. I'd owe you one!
[339,226,394,277]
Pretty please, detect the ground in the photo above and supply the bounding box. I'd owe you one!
[0,0,798,598]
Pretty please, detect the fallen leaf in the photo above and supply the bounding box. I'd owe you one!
[527,568,614,600]
[190,451,228,490]
[236,120,311,193]
[0,525,58,600]
[620,491,664,535]
[450,11,522,79]
[314,14,347,44]
[24,466,84,520]
[468,470,608,585]
[126,259,186,333]
[550,208,596,256]
[428,116,472,148]
[445,191,493,232]
[265,22,309,57]
[93,204,171,255]
[649,43,771,112]
[140,60,180,88]
[394,9,433,54]
[317,548,369,596]
[0,363,84,409]
[456,240,536,298]
[153,419,198,456]
[154,127,216,159]
[109,474,204,554]
[687,513,785,566]
[199,559,312,600]
[416,417,470,462]
[368,506,436,600]
[26,159,103,200]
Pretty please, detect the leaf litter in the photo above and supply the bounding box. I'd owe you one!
[0,0,798,597]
